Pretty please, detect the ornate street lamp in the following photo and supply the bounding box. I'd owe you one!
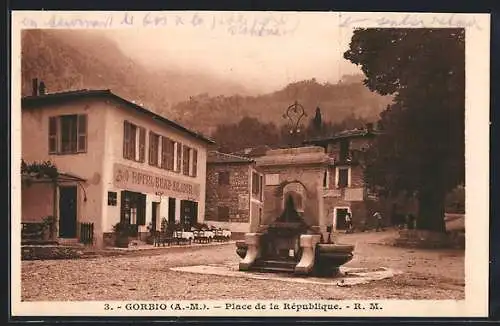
[282,100,307,147]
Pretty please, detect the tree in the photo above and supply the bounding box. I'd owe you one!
[344,28,465,232]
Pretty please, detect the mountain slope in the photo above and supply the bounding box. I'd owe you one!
[21,29,392,136]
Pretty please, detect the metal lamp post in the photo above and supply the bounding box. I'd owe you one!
[282,100,307,147]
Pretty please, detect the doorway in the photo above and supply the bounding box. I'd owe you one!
[168,198,176,224]
[120,190,146,237]
[59,186,78,238]
[151,202,160,232]
[334,207,350,230]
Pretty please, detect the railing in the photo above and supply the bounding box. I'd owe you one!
[79,222,94,245]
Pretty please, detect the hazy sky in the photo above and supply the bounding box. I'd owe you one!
[98,12,361,92]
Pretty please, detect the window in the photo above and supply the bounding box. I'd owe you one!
[108,192,117,206]
[174,142,182,172]
[323,169,330,188]
[161,137,175,170]
[338,168,349,188]
[217,206,230,221]
[182,145,190,175]
[252,172,262,199]
[48,115,87,154]
[340,139,350,161]
[191,148,198,177]
[149,132,160,166]
[123,121,145,162]
[218,171,230,185]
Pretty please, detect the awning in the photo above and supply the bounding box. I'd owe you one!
[21,171,87,184]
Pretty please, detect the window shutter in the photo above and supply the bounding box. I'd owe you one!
[48,117,58,154]
[182,145,190,175]
[161,137,167,169]
[123,121,129,159]
[166,139,174,170]
[175,142,182,172]
[192,149,198,177]
[77,114,87,152]
[148,132,154,165]
[139,127,146,162]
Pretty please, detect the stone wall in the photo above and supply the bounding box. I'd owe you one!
[205,164,251,223]
[260,165,324,229]
[21,245,83,260]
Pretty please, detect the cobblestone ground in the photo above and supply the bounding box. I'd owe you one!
[21,230,464,301]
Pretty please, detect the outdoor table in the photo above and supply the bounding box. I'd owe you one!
[203,231,215,239]
[181,231,194,240]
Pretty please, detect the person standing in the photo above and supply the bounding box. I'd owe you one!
[374,211,384,232]
[345,212,353,233]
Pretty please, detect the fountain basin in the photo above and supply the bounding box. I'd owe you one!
[313,243,355,276]
[235,241,355,277]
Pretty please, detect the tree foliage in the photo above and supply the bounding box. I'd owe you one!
[212,114,369,153]
[344,28,465,232]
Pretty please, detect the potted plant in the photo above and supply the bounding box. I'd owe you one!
[146,222,155,245]
[113,221,131,248]
[41,215,56,240]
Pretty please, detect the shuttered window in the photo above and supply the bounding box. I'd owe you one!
[175,142,182,172]
[161,137,175,171]
[48,114,87,154]
[149,132,160,166]
[138,127,146,162]
[123,121,146,162]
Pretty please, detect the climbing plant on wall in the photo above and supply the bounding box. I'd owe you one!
[21,159,59,179]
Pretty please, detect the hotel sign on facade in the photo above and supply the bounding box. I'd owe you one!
[113,163,201,201]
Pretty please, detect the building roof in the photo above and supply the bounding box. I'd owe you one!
[21,89,215,145]
[304,128,381,145]
[207,151,255,164]
[233,145,272,158]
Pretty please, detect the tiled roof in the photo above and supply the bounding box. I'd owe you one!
[207,151,255,164]
[233,145,272,158]
[22,89,215,145]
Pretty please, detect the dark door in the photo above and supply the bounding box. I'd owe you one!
[168,198,176,224]
[59,186,77,238]
[151,202,159,232]
[335,208,348,230]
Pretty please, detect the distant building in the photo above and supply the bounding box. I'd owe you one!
[21,83,214,247]
[304,123,407,231]
[205,151,264,239]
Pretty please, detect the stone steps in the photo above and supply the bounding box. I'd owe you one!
[251,259,297,273]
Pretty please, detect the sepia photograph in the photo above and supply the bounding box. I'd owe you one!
[11,11,489,317]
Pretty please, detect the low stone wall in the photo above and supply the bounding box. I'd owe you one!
[21,245,84,260]
[394,229,465,249]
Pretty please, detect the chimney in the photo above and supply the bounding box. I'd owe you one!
[366,123,374,133]
[32,78,38,96]
[38,81,46,95]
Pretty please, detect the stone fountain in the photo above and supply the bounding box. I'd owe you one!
[236,146,355,276]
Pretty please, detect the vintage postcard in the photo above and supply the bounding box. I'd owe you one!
[11,11,490,318]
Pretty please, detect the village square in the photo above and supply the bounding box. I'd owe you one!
[17,14,468,304]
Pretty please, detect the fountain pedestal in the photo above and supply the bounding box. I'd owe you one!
[236,146,355,276]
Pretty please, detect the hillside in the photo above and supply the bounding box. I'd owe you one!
[21,29,392,136]
[21,29,252,114]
